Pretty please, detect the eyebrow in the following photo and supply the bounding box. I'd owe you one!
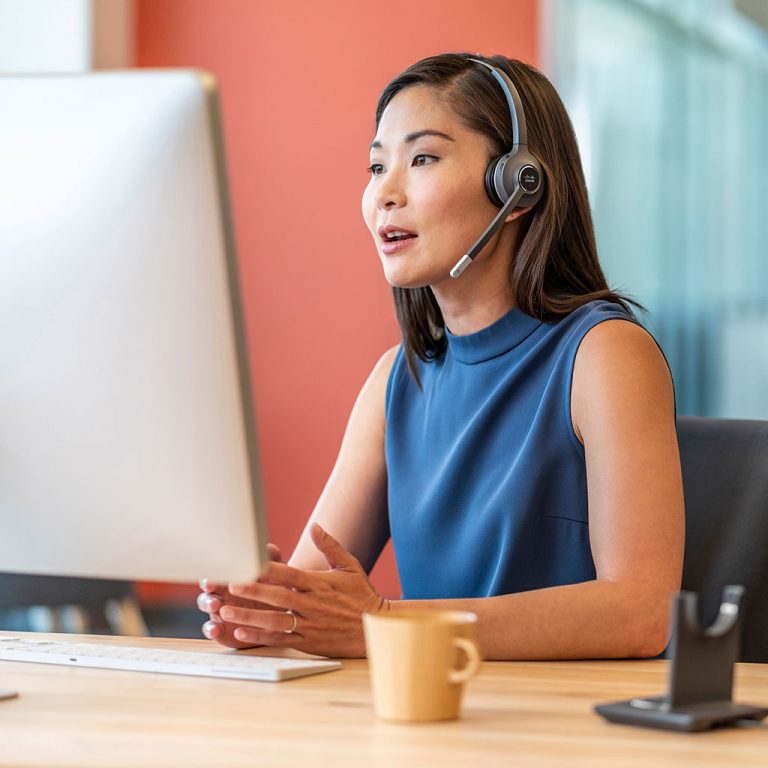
[369,129,456,151]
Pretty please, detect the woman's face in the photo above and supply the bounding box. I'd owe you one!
[361,85,507,289]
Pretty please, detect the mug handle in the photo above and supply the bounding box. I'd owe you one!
[448,637,481,685]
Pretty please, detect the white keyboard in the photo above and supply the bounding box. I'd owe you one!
[0,636,342,682]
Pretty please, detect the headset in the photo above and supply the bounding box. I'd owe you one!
[449,57,545,278]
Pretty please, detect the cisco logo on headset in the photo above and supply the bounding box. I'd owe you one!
[519,165,541,194]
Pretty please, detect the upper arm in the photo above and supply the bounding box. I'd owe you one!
[288,345,400,573]
[571,320,684,603]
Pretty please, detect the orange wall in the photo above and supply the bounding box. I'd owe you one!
[135,0,539,601]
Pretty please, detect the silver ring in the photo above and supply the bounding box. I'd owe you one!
[283,610,297,634]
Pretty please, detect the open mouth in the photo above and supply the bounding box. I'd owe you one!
[384,231,417,242]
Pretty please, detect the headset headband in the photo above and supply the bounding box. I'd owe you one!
[448,55,543,278]
[467,57,527,148]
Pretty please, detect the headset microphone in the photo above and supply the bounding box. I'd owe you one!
[449,184,527,278]
[450,57,544,279]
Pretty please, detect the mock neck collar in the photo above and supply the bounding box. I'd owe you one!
[446,306,542,364]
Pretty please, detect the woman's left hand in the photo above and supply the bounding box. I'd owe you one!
[222,523,389,658]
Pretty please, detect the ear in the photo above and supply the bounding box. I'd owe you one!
[504,204,535,224]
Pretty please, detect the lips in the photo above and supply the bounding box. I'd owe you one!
[378,224,418,243]
[380,236,417,256]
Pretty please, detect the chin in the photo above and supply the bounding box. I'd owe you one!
[380,258,449,290]
[382,270,433,290]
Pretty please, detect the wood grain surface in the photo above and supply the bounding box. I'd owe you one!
[0,631,766,767]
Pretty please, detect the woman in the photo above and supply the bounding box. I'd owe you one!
[198,53,684,660]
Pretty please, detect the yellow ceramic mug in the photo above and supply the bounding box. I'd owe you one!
[363,608,481,722]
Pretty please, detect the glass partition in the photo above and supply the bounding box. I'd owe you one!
[544,0,768,417]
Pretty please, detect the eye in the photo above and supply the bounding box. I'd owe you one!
[366,163,384,176]
[413,154,438,167]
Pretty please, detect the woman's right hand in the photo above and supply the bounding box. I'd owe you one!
[197,543,284,649]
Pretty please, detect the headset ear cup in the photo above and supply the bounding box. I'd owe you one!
[484,156,506,207]
[503,152,545,208]
[486,152,545,209]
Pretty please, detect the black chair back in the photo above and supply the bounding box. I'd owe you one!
[677,416,768,663]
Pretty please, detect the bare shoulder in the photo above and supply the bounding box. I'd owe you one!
[350,344,401,423]
[572,319,674,444]
[366,344,401,390]
[374,343,401,375]
[576,319,670,379]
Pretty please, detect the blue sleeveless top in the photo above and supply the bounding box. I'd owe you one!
[385,299,638,600]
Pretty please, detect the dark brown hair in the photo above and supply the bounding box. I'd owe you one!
[374,53,641,381]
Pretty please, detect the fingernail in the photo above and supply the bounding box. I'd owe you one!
[234,628,247,642]
[220,607,234,621]
[198,593,222,614]
[196,593,212,612]
[202,620,219,640]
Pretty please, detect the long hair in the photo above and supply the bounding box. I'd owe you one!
[374,53,641,382]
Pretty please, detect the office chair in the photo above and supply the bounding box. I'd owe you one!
[0,573,147,636]
[677,416,768,663]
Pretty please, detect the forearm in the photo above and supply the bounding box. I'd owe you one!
[394,579,673,661]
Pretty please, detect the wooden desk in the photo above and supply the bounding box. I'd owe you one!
[0,632,766,767]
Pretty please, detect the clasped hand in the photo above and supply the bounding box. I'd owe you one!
[197,523,388,657]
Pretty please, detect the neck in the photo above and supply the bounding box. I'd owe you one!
[432,224,519,336]
[435,286,515,336]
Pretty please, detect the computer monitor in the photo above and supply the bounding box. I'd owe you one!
[0,71,269,584]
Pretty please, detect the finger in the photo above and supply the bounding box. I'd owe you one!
[267,543,283,562]
[202,617,260,650]
[261,562,312,591]
[233,626,303,648]
[202,619,222,640]
[196,592,222,614]
[197,582,268,611]
[310,523,360,571]
[228,580,306,611]
[220,606,300,634]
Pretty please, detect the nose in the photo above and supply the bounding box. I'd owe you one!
[374,168,406,210]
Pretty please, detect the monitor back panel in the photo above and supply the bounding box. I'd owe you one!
[0,72,268,583]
